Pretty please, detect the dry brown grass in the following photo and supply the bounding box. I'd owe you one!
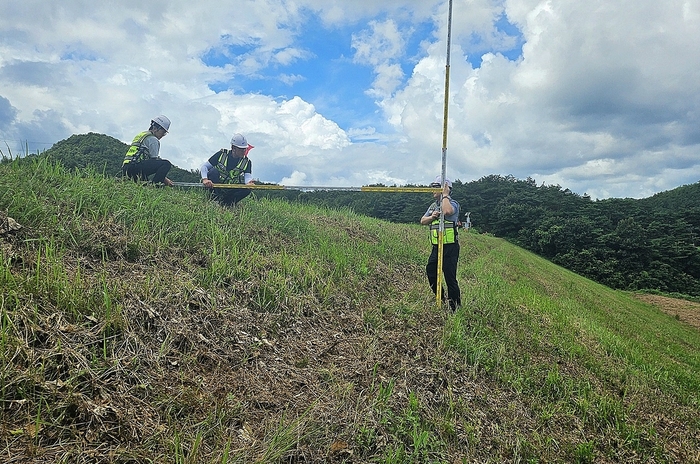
[633,293,700,330]
[0,220,454,462]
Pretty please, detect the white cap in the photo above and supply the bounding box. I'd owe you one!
[432,175,452,188]
[230,133,248,148]
[151,115,171,132]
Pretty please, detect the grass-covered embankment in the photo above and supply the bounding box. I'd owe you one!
[0,157,698,463]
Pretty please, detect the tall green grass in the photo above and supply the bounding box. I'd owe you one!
[0,157,698,463]
[444,232,699,462]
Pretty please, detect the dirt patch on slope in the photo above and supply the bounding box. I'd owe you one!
[634,294,700,330]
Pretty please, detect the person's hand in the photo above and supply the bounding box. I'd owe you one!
[164,177,174,187]
[202,179,213,188]
[442,183,450,196]
[432,210,440,219]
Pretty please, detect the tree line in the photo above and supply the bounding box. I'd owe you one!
[261,176,700,297]
[25,133,700,298]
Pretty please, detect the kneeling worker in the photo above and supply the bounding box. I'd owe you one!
[420,175,462,311]
[122,115,174,186]
[200,133,255,207]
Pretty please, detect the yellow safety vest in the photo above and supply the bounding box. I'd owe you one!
[429,220,458,245]
[123,131,154,165]
[214,150,250,184]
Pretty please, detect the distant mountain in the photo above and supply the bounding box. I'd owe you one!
[638,181,700,213]
[39,132,200,182]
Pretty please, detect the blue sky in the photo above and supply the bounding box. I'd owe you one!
[1,0,699,199]
[202,12,442,136]
[203,20,378,131]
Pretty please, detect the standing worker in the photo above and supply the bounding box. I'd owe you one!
[420,176,462,311]
[200,133,255,207]
[122,115,174,186]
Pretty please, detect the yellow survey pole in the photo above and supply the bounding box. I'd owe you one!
[436,0,454,308]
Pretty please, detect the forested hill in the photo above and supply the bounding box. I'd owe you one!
[27,133,700,297]
[34,132,200,182]
[460,176,700,297]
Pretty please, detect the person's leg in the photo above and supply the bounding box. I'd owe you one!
[124,163,149,182]
[442,243,461,310]
[134,159,170,184]
[214,185,250,207]
[213,188,237,206]
[122,164,138,182]
[229,188,251,205]
[150,159,172,184]
[426,245,442,301]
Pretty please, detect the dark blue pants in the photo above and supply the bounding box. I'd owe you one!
[426,242,461,310]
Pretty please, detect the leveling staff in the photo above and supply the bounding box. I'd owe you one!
[420,176,461,311]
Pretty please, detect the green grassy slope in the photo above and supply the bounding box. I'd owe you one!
[1,158,698,463]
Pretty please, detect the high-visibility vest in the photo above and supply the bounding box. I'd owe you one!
[429,220,458,245]
[214,150,250,184]
[123,131,154,165]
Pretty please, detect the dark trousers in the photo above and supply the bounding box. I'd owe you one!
[426,242,461,310]
[211,188,251,206]
[207,170,251,206]
[122,159,171,184]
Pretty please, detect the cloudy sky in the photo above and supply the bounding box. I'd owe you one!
[1,0,699,199]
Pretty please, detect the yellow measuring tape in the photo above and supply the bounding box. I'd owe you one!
[172,182,440,193]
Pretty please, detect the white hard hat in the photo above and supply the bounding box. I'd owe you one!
[230,133,248,148]
[432,175,452,188]
[151,115,171,132]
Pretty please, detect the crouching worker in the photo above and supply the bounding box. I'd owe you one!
[122,115,174,186]
[200,133,255,207]
[420,176,462,311]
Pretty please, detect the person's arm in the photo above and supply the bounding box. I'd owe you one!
[440,197,455,216]
[440,183,455,216]
[144,136,161,159]
[420,205,439,225]
[243,158,254,184]
[420,213,437,225]
[448,199,459,221]
[200,161,214,188]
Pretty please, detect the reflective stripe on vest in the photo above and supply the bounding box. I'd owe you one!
[123,131,153,165]
[429,220,457,245]
[215,150,250,184]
